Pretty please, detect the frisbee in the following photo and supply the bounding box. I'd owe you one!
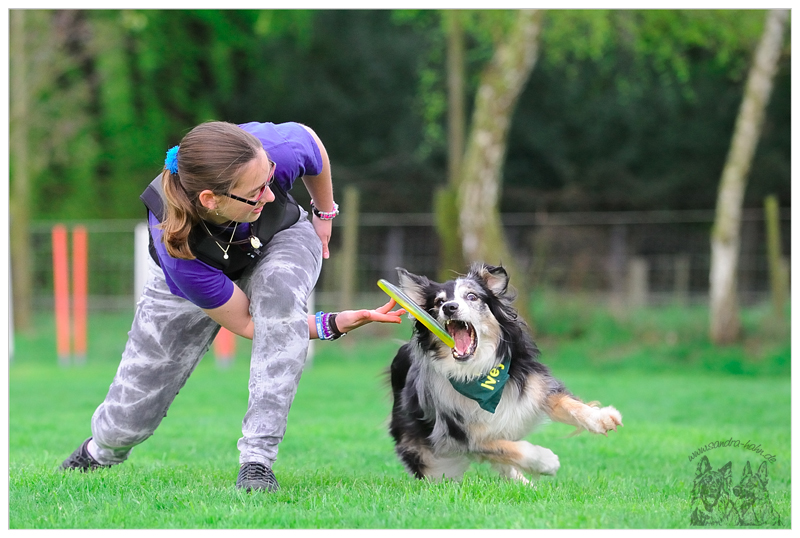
[378,279,455,348]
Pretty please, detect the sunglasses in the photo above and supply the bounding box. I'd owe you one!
[224,158,276,206]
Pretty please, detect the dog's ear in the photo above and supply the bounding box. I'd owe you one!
[396,268,429,307]
[471,263,509,296]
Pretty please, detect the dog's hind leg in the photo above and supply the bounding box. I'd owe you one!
[546,393,622,436]
[396,443,470,481]
[423,453,471,481]
[476,440,560,477]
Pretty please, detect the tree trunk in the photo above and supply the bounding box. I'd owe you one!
[10,10,33,333]
[435,10,467,281]
[457,9,544,322]
[709,9,788,344]
[445,11,466,186]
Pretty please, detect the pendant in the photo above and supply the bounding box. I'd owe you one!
[223,254,229,260]
[250,236,262,249]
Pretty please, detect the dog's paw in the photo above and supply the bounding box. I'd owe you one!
[525,445,560,476]
[585,406,623,436]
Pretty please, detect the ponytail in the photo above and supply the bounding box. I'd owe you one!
[160,168,198,260]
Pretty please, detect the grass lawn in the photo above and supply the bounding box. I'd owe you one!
[7,300,791,529]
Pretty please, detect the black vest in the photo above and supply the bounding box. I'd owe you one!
[140,175,301,281]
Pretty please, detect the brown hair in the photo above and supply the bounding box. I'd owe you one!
[160,121,263,259]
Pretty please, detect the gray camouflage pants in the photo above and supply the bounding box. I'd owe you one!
[88,212,322,468]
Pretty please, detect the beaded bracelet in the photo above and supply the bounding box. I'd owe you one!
[315,311,346,340]
[310,201,339,220]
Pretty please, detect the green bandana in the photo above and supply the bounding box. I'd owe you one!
[448,357,511,414]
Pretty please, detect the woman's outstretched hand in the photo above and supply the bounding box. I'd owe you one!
[335,299,406,334]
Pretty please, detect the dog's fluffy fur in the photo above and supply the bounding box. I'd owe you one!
[388,263,622,483]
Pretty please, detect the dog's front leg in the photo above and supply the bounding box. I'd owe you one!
[546,393,622,435]
[476,439,560,478]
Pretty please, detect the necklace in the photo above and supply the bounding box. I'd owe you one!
[201,220,238,260]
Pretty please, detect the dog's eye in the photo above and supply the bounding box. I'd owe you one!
[466,293,478,301]
[434,297,444,307]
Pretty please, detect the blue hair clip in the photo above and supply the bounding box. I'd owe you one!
[164,145,179,174]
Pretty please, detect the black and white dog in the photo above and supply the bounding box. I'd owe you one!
[388,263,622,483]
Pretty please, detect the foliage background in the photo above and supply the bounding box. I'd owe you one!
[10,9,790,220]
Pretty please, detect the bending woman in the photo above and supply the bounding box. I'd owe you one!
[61,121,404,492]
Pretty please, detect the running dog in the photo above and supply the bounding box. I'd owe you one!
[388,263,622,483]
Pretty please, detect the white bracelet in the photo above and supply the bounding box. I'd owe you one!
[310,200,339,220]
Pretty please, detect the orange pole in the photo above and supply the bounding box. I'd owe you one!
[52,225,70,365]
[72,226,88,363]
[214,327,236,366]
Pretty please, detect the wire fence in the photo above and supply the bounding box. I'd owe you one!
[24,209,790,314]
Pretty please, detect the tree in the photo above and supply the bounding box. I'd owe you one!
[434,10,466,281]
[10,10,32,332]
[456,9,544,321]
[709,9,789,345]
[10,10,97,330]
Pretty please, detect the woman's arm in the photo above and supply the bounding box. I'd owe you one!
[299,124,335,260]
[202,284,254,340]
[205,290,405,342]
[308,300,406,339]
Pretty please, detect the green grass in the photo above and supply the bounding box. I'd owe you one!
[8,300,791,529]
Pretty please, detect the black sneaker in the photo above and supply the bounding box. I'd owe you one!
[236,462,280,492]
[60,437,109,472]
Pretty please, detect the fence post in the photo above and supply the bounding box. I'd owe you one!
[213,327,236,368]
[134,221,150,304]
[72,226,88,364]
[764,195,787,318]
[528,226,551,290]
[627,257,649,308]
[52,225,70,365]
[608,224,628,310]
[9,271,13,361]
[382,227,405,281]
[340,186,360,311]
[674,254,690,306]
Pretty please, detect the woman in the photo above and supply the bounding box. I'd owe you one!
[61,121,404,492]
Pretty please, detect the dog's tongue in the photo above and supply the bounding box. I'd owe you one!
[452,327,472,355]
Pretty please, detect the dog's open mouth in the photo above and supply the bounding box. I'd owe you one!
[445,320,477,360]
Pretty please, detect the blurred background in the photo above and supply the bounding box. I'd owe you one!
[8,9,791,356]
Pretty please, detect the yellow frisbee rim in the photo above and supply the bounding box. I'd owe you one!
[378,279,455,348]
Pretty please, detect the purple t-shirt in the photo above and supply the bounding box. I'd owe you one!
[149,122,323,309]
